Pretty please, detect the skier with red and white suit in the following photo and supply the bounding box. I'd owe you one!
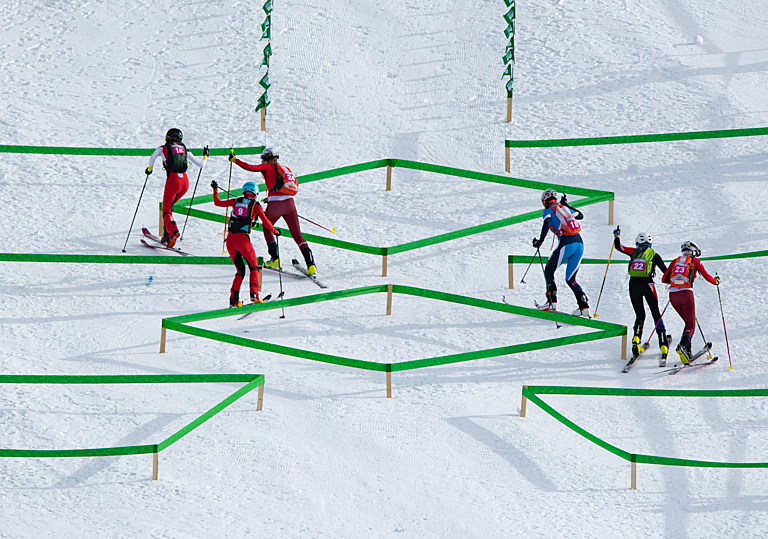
[532,189,590,316]
[661,241,720,364]
[211,180,279,308]
[145,128,208,248]
[228,147,318,277]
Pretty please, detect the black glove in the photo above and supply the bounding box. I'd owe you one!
[145,166,153,175]
[613,226,621,237]
[532,237,543,249]
[274,229,281,236]
[559,193,568,205]
[715,274,721,285]
[203,145,209,158]
[228,152,237,163]
[211,180,219,190]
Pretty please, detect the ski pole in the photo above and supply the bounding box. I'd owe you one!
[715,274,733,370]
[298,214,336,234]
[593,229,618,318]
[222,149,234,254]
[276,232,285,319]
[180,166,204,242]
[694,317,713,360]
[641,298,670,350]
[121,172,150,252]
[520,249,539,284]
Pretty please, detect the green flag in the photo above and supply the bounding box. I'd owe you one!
[259,72,271,90]
[261,43,272,67]
[263,0,273,16]
[261,16,271,40]
[502,49,514,65]
[506,78,514,93]
[501,64,512,80]
[504,7,515,25]
[255,92,271,112]
[505,22,515,39]
[504,0,515,7]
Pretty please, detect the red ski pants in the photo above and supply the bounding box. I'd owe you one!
[670,289,696,339]
[226,233,260,300]
[162,172,189,237]
[263,198,308,249]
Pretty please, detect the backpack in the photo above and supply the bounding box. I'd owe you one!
[165,142,188,173]
[228,197,256,234]
[552,203,581,236]
[273,164,298,196]
[669,255,695,288]
[628,246,655,278]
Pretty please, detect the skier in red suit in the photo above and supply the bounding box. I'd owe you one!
[211,180,278,307]
[228,147,318,276]
[145,128,208,248]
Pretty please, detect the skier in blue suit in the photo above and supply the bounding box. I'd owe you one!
[531,188,590,317]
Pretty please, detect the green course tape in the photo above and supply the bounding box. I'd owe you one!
[163,285,626,374]
[505,127,768,148]
[0,374,263,458]
[522,386,768,468]
[509,248,768,265]
[0,253,232,265]
[0,145,265,156]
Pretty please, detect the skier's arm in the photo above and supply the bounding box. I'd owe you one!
[694,258,718,285]
[661,264,672,284]
[564,203,583,220]
[537,216,550,243]
[253,204,277,235]
[187,151,206,169]
[212,189,235,208]
[653,253,668,274]
[147,146,163,170]
[234,159,268,173]
[613,237,633,257]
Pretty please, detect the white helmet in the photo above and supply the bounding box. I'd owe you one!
[681,241,701,257]
[635,232,652,245]
[541,188,557,206]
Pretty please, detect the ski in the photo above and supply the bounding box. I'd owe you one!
[140,238,191,256]
[292,259,327,288]
[261,265,307,280]
[666,356,719,375]
[533,300,589,319]
[237,291,284,320]
[661,342,714,374]
[141,227,191,256]
[622,350,645,373]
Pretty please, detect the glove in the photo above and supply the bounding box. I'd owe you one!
[715,275,721,285]
[261,197,269,204]
[145,166,153,175]
[532,237,543,249]
[274,229,281,236]
[211,180,219,190]
[559,193,568,205]
[613,226,621,237]
[203,145,209,159]
[229,152,237,163]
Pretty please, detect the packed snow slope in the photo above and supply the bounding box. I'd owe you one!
[1,0,768,537]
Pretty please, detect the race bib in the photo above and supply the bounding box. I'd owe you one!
[631,259,647,272]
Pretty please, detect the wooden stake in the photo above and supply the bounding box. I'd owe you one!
[608,200,614,225]
[631,460,637,490]
[386,371,392,398]
[508,259,514,289]
[386,284,393,315]
[506,97,513,123]
[258,266,263,292]
[505,147,511,173]
[158,204,163,237]
[621,333,627,360]
[152,452,158,481]
[260,108,266,132]
[386,165,392,191]
[520,385,528,417]
[160,327,166,354]
[382,255,387,277]
[256,383,264,411]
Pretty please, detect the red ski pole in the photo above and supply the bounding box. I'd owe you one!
[298,214,336,234]
[715,274,733,370]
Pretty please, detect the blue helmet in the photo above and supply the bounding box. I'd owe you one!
[242,182,257,195]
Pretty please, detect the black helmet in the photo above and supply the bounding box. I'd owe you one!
[166,128,183,142]
[261,147,279,161]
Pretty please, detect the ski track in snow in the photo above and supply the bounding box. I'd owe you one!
[1,0,768,537]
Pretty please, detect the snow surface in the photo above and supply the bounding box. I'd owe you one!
[1,0,768,537]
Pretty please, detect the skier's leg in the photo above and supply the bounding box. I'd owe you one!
[542,246,562,307]
[670,290,695,361]
[162,173,189,246]
[643,282,667,347]
[628,280,646,352]
[239,239,261,301]
[228,237,246,307]
[564,243,588,311]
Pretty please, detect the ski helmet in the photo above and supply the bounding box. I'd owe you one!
[166,128,183,142]
[261,147,279,161]
[681,240,701,257]
[541,188,557,206]
[635,232,652,246]
[242,182,257,195]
